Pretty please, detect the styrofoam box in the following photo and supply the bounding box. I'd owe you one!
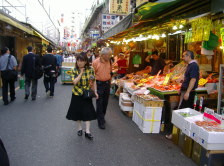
[198,127,224,144]
[139,122,161,133]
[119,93,129,107]
[182,129,191,137]
[120,104,133,112]
[124,82,134,89]
[182,115,204,137]
[132,110,138,125]
[140,107,163,121]
[198,138,224,150]
[171,108,201,130]
[190,122,201,142]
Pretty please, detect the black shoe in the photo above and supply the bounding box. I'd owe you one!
[4,101,9,105]
[32,98,36,101]
[11,97,16,102]
[77,130,82,136]
[24,95,29,100]
[85,132,93,140]
[98,124,105,129]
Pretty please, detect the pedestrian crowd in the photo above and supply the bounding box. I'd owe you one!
[0,46,113,140]
[0,46,199,166]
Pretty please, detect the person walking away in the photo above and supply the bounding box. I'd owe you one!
[21,46,41,100]
[87,50,95,66]
[54,51,63,76]
[92,47,112,129]
[42,46,57,97]
[66,53,98,140]
[145,49,166,76]
[0,47,17,105]
[166,50,199,139]
[117,52,128,78]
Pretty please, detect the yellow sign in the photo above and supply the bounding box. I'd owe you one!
[109,0,130,15]
[221,28,224,51]
[136,0,148,7]
[163,73,172,85]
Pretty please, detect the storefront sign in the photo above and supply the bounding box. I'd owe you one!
[102,14,117,31]
[136,0,148,7]
[109,0,130,15]
[221,28,224,51]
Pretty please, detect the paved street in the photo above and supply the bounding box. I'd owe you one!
[0,80,196,166]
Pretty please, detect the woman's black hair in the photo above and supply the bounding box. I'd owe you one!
[75,52,90,69]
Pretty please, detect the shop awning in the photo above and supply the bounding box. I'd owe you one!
[33,30,50,45]
[105,0,211,40]
[0,11,33,35]
[102,13,133,39]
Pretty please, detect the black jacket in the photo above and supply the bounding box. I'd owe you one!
[42,54,57,73]
[21,53,41,78]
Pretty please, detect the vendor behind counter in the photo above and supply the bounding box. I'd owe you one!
[145,50,166,76]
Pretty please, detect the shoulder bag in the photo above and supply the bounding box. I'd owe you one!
[1,55,18,81]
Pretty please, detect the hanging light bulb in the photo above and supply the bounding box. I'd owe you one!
[179,25,184,29]
[173,25,178,30]
[220,46,223,49]
[161,34,166,38]
[147,35,152,39]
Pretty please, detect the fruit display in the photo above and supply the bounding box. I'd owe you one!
[152,84,181,92]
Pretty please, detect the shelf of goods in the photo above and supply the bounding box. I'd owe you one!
[172,108,224,150]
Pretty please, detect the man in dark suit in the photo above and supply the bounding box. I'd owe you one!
[42,46,57,97]
[21,46,41,100]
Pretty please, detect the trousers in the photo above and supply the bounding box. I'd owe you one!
[25,77,38,98]
[1,72,15,104]
[96,81,110,125]
[44,77,56,96]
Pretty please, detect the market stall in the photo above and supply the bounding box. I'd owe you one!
[61,62,75,84]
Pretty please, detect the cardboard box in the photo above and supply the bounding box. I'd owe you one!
[183,135,194,157]
[172,126,180,145]
[191,141,203,165]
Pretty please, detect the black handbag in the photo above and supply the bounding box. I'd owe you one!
[83,89,96,99]
[2,55,18,81]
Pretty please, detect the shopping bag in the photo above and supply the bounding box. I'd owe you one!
[19,76,25,89]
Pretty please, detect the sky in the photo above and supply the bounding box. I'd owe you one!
[2,0,95,35]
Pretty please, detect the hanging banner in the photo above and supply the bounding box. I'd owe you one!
[136,0,148,7]
[221,28,224,51]
[109,0,130,15]
[102,14,117,31]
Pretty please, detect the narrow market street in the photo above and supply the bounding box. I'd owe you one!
[0,80,196,166]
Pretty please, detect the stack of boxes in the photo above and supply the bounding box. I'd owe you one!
[132,97,163,133]
[119,93,133,112]
[171,108,224,165]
